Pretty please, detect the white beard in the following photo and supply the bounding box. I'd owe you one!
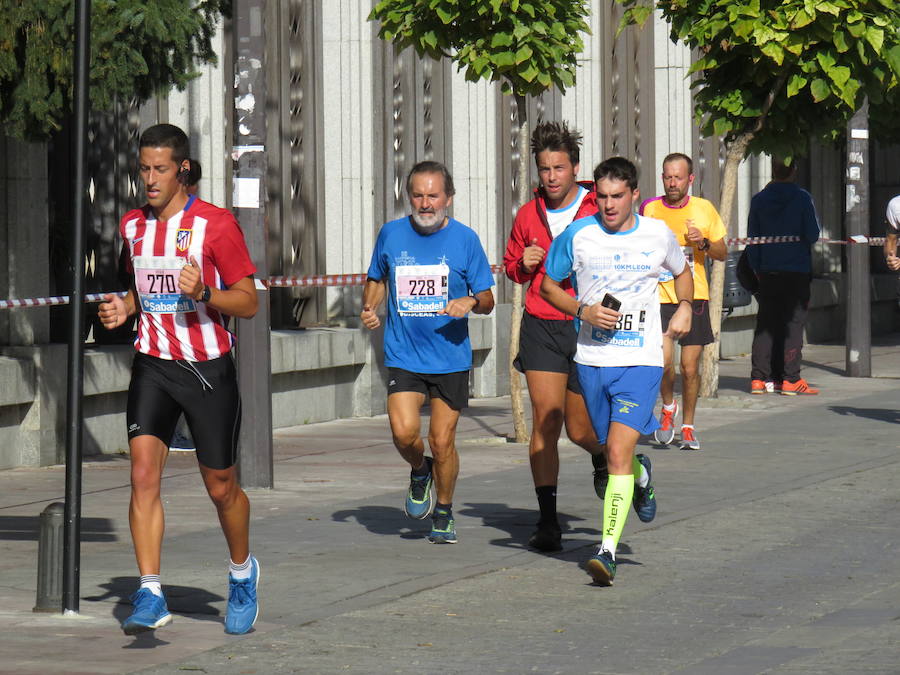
[411,208,448,233]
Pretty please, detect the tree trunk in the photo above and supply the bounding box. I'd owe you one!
[508,93,529,442]
[699,133,752,397]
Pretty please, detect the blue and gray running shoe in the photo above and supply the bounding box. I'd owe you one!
[633,453,657,523]
[404,457,434,519]
[122,588,173,635]
[225,556,260,635]
[586,549,616,586]
[428,508,458,544]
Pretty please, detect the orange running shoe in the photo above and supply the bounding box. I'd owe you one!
[781,378,819,395]
[653,401,678,445]
[680,425,700,451]
[750,379,768,394]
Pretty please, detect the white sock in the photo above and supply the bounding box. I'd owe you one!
[682,424,694,430]
[662,401,677,412]
[599,539,616,560]
[139,575,162,596]
[230,555,253,580]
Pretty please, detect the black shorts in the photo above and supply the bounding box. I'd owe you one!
[387,367,469,411]
[513,312,582,394]
[127,352,242,470]
[660,300,715,346]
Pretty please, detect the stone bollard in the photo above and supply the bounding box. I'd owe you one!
[33,502,64,612]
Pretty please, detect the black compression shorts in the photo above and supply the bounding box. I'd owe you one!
[126,352,242,470]
[513,312,582,395]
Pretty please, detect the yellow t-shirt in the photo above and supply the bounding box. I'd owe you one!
[639,196,727,303]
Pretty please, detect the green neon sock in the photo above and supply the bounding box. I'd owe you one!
[601,474,634,556]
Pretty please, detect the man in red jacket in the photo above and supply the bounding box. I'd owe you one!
[503,121,605,552]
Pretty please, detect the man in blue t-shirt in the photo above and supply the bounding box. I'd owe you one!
[362,161,495,544]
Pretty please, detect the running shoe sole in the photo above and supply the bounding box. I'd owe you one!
[653,427,676,445]
[586,557,615,586]
[123,613,173,635]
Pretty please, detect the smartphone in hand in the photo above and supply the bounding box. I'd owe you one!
[600,293,621,311]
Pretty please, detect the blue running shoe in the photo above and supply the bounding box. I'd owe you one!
[122,588,172,635]
[404,457,434,520]
[225,556,260,635]
[586,550,616,586]
[633,453,657,523]
[428,509,458,544]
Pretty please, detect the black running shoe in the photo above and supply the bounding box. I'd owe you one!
[528,520,562,552]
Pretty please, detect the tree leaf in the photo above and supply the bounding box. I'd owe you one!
[786,73,807,97]
[810,78,830,102]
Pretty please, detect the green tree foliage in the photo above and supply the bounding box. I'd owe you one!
[0,0,231,140]
[616,0,900,160]
[617,0,900,397]
[369,0,590,97]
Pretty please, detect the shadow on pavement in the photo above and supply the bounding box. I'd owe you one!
[456,502,601,549]
[0,515,116,542]
[829,405,900,425]
[85,577,226,633]
[331,505,428,540]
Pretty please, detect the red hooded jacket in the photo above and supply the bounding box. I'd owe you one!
[502,181,597,320]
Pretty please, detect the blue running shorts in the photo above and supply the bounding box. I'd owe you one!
[576,364,663,443]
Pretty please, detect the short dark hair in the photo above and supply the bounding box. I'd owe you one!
[594,157,639,191]
[663,152,693,174]
[139,124,190,164]
[530,121,582,166]
[405,160,456,197]
[772,158,796,181]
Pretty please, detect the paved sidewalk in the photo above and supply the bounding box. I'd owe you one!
[1,339,899,674]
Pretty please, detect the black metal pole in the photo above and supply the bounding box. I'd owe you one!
[845,99,871,377]
[62,0,91,615]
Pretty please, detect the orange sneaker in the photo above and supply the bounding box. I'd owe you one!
[781,379,818,395]
[750,379,768,394]
[680,425,700,450]
[653,401,678,445]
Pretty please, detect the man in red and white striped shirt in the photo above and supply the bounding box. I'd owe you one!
[98,124,260,637]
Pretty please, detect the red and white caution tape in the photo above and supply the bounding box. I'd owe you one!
[0,240,887,310]
[0,291,128,310]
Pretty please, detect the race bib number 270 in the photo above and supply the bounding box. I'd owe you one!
[134,256,196,314]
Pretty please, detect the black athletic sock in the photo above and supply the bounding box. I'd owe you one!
[434,502,452,516]
[591,453,606,471]
[412,455,432,477]
[535,485,558,525]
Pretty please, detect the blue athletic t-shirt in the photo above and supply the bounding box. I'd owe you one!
[367,216,495,374]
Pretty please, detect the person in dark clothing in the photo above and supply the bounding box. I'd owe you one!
[746,159,820,395]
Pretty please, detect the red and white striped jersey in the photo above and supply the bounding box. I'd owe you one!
[121,197,256,361]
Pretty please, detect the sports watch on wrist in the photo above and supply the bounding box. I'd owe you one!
[199,285,211,303]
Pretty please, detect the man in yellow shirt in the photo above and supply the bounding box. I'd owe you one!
[639,153,727,450]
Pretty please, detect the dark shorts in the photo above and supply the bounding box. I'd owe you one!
[387,367,470,411]
[127,352,242,470]
[513,312,582,395]
[660,300,715,346]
